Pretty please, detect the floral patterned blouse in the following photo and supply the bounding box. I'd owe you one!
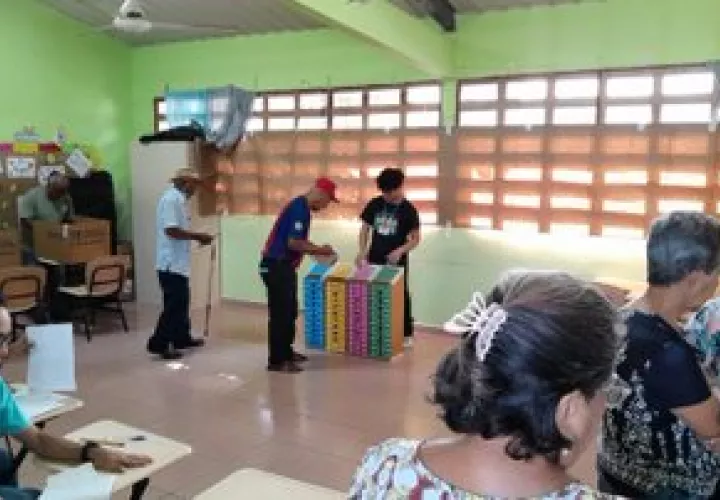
[349,438,617,499]
[687,297,720,383]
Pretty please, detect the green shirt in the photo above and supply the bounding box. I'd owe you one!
[19,186,74,222]
[18,185,75,249]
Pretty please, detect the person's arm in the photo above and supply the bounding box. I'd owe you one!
[161,197,211,244]
[287,238,334,256]
[14,426,151,473]
[647,344,720,442]
[18,192,35,233]
[674,398,720,441]
[388,206,421,264]
[356,223,372,264]
[285,201,334,256]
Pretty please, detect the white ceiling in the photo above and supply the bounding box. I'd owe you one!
[38,0,325,45]
[41,0,602,45]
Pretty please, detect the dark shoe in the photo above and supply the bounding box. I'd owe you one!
[267,361,303,373]
[159,349,183,360]
[177,338,205,349]
[292,351,308,363]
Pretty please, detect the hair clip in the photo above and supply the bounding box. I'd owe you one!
[444,292,508,362]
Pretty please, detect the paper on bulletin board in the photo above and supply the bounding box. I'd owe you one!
[7,157,37,179]
[65,148,91,177]
[39,165,66,185]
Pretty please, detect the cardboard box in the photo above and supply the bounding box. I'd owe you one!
[0,229,20,268]
[32,217,110,264]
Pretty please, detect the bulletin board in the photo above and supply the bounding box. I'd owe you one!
[0,142,67,230]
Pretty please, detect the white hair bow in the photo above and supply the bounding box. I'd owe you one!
[444,292,508,362]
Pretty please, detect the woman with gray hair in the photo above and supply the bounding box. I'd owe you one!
[350,270,626,499]
[599,211,720,499]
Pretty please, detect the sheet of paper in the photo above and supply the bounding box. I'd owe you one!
[40,463,114,500]
[65,148,91,177]
[14,391,64,421]
[27,324,76,392]
[6,156,36,178]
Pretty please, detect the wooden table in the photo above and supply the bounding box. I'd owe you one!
[195,468,344,499]
[36,420,191,500]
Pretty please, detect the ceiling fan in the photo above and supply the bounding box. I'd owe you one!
[95,0,238,35]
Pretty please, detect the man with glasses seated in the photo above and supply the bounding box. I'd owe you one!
[0,308,152,499]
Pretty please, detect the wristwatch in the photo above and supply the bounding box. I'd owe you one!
[81,441,100,462]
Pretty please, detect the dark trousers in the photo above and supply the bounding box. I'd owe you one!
[369,259,414,338]
[148,271,192,352]
[259,259,298,365]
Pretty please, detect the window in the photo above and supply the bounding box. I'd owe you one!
[154,66,719,234]
[455,64,719,236]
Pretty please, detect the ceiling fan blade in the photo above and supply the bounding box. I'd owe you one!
[149,21,238,34]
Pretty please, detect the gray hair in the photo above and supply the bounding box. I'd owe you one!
[647,211,720,286]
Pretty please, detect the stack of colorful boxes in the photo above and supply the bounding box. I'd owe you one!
[324,263,353,354]
[369,266,405,358]
[347,264,378,356]
[303,261,405,360]
[303,261,332,349]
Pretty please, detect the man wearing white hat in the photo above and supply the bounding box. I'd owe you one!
[147,168,213,360]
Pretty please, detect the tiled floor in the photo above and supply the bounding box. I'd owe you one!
[3,302,598,498]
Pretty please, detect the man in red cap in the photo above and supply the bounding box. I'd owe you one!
[259,178,338,373]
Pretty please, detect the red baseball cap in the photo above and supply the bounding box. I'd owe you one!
[315,177,339,202]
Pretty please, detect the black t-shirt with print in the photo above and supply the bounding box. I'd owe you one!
[361,197,420,267]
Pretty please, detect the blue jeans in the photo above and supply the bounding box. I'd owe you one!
[0,448,41,499]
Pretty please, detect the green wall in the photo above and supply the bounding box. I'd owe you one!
[454,0,720,78]
[0,0,133,235]
[131,0,720,325]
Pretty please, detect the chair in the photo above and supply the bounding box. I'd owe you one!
[58,255,130,341]
[0,266,47,338]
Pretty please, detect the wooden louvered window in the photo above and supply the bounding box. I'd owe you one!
[456,65,719,237]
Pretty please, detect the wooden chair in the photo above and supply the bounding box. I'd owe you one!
[58,255,129,341]
[0,266,47,338]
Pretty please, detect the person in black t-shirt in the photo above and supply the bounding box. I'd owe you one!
[356,168,420,347]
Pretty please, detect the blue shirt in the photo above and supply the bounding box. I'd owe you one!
[156,186,191,277]
[0,379,30,436]
[262,196,311,268]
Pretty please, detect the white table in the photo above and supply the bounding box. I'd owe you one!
[195,468,344,499]
[11,385,84,424]
[37,420,191,500]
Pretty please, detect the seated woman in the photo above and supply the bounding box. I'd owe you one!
[687,297,720,386]
[599,211,720,499]
[349,270,626,499]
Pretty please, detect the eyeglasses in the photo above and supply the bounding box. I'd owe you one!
[602,373,631,409]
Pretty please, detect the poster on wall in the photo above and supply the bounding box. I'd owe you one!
[7,157,36,179]
[39,165,65,185]
[65,149,90,178]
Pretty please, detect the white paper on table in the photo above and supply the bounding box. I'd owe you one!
[27,324,76,392]
[65,148,91,177]
[14,391,64,421]
[39,463,114,500]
